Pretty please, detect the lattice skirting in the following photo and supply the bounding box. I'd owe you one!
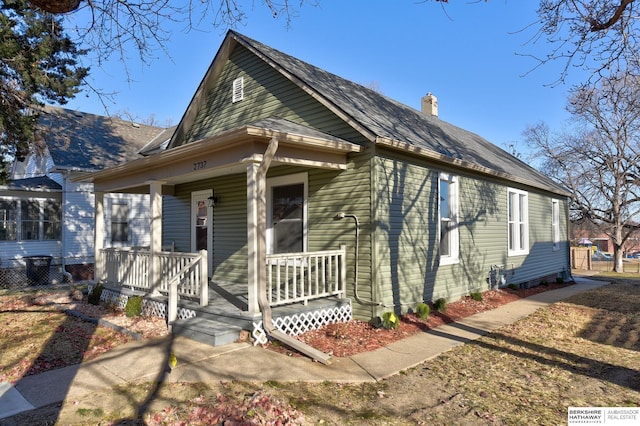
[252,304,352,346]
[87,283,196,320]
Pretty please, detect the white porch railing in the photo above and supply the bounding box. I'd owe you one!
[99,248,208,305]
[266,245,346,306]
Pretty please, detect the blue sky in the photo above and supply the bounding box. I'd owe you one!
[63,1,586,155]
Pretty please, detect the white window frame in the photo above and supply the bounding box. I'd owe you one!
[552,199,560,251]
[232,77,244,103]
[439,173,459,265]
[0,197,61,242]
[507,188,529,256]
[266,172,308,255]
[109,200,130,244]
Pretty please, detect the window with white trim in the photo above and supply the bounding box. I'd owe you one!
[266,173,308,254]
[508,188,529,255]
[0,198,60,241]
[0,199,17,241]
[232,77,244,103]
[439,173,459,264]
[552,199,560,251]
[110,202,130,243]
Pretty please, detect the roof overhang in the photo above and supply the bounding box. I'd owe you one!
[376,136,571,197]
[74,124,362,193]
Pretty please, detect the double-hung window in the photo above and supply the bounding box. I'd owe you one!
[439,173,459,265]
[110,202,130,243]
[508,188,529,255]
[552,199,560,251]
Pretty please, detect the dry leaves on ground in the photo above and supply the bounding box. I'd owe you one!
[0,289,168,384]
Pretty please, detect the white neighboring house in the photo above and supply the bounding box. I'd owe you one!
[0,106,169,281]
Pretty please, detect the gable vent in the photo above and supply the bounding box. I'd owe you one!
[232,77,244,103]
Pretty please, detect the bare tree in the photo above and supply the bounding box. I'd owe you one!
[524,73,640,272]
[509,1,640,85]
[28,0,317,70]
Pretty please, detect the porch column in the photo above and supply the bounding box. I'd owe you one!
[94,191,104,282]
[246,163,260,313]
[148,181,164,295]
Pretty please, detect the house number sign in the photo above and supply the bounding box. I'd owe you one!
[193,160,207,170]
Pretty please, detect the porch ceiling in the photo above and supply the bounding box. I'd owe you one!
[74,123,362,193]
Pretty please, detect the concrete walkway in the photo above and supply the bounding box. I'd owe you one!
[0,276,607,420]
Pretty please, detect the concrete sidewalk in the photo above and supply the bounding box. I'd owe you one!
[0,275,607,420]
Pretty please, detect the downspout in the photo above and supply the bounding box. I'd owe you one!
[60,170,72,283]
[256,138,332,365]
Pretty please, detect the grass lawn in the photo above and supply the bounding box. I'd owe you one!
[3,274,639,425]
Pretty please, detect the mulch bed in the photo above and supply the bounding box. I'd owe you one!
[267,281,574,358]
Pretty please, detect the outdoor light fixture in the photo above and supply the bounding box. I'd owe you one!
[207,193,218,207]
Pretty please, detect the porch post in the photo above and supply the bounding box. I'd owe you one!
[94,191,104,282]
[148,181,164,295]
[246,163,260,313]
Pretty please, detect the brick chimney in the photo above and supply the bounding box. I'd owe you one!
[421,93,438,117]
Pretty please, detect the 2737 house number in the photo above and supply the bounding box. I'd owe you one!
[193,161,207,170]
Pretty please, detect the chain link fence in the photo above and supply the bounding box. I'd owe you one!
[0,258,87,290]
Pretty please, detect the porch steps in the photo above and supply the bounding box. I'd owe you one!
[171,317,244,347]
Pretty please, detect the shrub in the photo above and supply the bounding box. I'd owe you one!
[556,277,564,284]
[507,283,518,290]
[88,284,104,305]
[433,298,447,312]
[415,302,430,319]
[381,311,399,330]
[125,296,143,317]
[470,291,483,302]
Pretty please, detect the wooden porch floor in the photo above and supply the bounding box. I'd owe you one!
[171,280,351,330]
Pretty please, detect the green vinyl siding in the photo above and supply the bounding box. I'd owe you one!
[371,154,439,317]
[163,174,249,284]
[183,45,367,146]
[372,149,570,317]
[267,152,374,319]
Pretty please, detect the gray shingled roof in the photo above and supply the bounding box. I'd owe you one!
[231,31,567,195]
[139,126,177,156]
[2,176,62,192]
[38,106,165,171]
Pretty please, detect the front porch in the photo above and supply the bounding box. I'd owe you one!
[95,246,352,345]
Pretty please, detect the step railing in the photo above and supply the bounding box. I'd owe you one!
[265,245,346,306]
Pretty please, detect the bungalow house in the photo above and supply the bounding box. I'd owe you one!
[78,31,571,353]
[0,106,167,286]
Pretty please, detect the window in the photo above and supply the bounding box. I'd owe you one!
[21,200,40,240]
[110,202,130,243]
[552,199,560,251]
[0,198,60,241]
[439,173,459,264]
[43,200,61,240]
[508,188,529,255]
[267,173,307,254]
[232,77,244,103]
[0,200,17,241]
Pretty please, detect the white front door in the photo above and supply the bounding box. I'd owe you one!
[191,190,213,275]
